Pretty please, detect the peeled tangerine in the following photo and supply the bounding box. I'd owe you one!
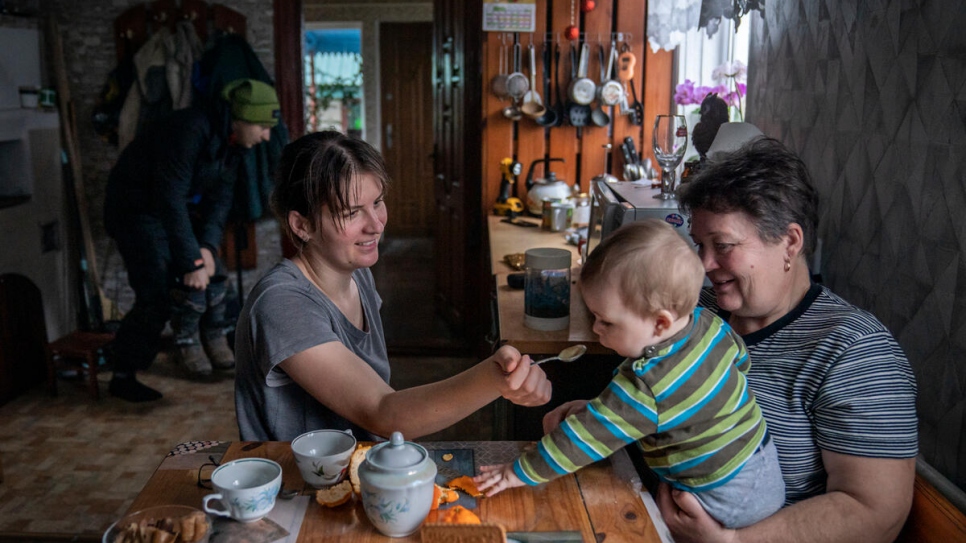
[437,505,481,524]
[431,484,460,510]
[315,480,352,508]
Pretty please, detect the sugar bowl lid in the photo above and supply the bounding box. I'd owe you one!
[367,431,427,469]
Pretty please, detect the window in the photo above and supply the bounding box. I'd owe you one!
[674,20,751,162]
[304,25,364,138]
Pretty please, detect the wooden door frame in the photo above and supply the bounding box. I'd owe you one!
[273,0,305,139]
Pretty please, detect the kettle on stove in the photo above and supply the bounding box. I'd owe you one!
[524,157,569,216]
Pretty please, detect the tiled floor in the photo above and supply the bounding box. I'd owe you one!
[0,219,488,541]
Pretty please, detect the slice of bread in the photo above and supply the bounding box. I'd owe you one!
[349,444,372,496]
[315,480,352,508]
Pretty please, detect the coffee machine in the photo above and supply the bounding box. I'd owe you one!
[585,179,691,258]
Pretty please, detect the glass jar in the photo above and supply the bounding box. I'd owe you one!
[572,193,591,227]
[524,248,572,331]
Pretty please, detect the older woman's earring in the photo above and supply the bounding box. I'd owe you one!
[784,258,791,272]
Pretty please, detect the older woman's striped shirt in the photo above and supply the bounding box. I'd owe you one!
[700,284,918,504]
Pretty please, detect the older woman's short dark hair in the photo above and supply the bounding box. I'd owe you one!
[271,131,390,245]
[677,137,819,258]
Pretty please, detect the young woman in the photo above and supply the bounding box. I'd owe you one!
[234,131,551,442]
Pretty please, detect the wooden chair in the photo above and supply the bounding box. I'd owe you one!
[895,472,966,542]
[45,330,115,400]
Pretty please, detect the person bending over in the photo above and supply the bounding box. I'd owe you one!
[105,79,280,402]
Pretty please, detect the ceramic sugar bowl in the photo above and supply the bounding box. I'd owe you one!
[359,431,437,537]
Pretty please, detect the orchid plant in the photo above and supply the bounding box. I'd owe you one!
[674,60,747,120]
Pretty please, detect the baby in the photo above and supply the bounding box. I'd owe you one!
[474,219,785,528]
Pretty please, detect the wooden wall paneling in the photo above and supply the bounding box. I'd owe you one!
[480,1,670,204]
[577,0,614,193]
[181,0,209,42]
[211,3,246,37]
[114,4,149,61]
[611,0,646,179]
[113,2,249,62]
[150,0,179,32]
[514,0,548,200]
[482,31,515,223]
[547,0,579,192]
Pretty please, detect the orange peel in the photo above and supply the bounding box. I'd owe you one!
[446,475,483,498]
[431,483,460,510]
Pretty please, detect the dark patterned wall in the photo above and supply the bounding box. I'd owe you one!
[747,1,966,490]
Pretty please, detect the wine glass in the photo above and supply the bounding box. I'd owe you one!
[652,114,688,200]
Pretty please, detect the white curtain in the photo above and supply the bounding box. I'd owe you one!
[647,0,763,52]
[647,0,702,52]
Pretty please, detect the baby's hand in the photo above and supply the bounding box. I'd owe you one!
[472,463,524,497]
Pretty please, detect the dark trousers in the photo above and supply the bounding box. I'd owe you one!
[170,259,229,345]
[110,215,229,374]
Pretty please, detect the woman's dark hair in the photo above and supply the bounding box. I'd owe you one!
[271,131,390,245]
[677,137,819,258]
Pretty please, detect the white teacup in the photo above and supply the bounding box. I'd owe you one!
[202,458,282,522]
[291,429,356,488]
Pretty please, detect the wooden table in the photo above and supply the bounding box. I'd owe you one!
[125,440,662,543]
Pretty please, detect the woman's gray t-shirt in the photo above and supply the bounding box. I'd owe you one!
[234,259,389,442]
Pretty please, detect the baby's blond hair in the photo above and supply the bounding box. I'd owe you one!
[580,219,705,319]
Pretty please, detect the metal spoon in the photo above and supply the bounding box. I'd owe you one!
[521,43,546,119]
[530,344,588,366]
[279,488,301,499]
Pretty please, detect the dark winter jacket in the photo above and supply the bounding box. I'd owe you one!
[104,105,245,276]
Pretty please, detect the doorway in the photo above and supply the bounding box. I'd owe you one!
[373,21,465,354]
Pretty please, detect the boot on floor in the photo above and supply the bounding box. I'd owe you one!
[176,335,213,377]
[202,333,235,370]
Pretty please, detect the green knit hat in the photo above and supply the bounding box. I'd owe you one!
[221,79,280,126]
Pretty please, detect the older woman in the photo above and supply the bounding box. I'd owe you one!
[234,131,551,442]
[657,137,918,542]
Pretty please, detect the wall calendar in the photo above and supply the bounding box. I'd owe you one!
[483,0,536,33]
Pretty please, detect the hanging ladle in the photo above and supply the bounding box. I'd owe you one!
[521,43,546,119]
[504,42,529,121]
[590,45,612,127]
[534,41,558,127]
[530,344,588,367]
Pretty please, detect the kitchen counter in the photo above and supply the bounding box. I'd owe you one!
[487,214,582,273]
